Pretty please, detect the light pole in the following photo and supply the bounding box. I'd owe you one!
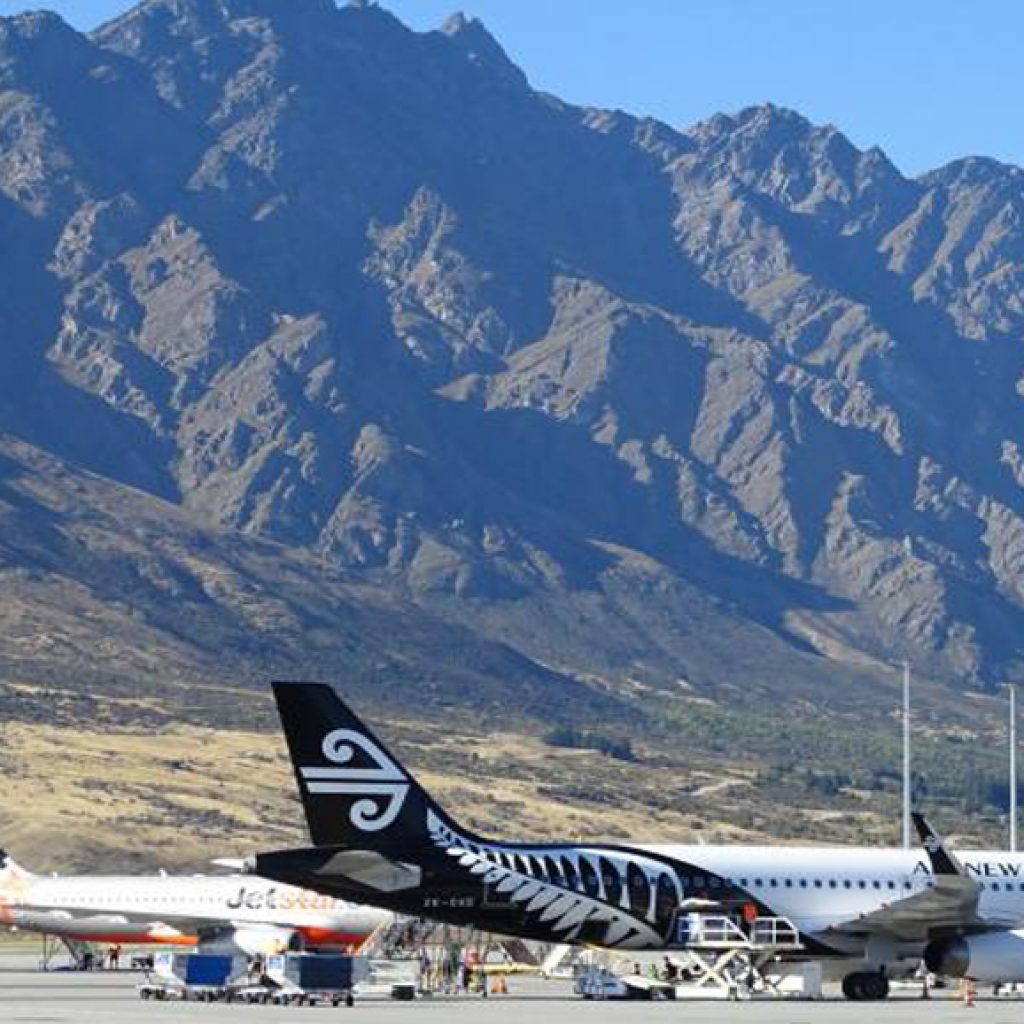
[902,661,911,850]
[1007,684,1018,852]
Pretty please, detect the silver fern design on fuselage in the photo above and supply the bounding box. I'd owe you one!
[428,811,681,949]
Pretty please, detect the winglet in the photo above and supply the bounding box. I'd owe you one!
[912,812,965,877]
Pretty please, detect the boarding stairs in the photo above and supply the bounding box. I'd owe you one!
[359,917,436,959]
[497,937,541,967]
[39,932,100,971]
[541,943,584,978]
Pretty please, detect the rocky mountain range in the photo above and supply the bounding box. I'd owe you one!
[2,0,1024,748]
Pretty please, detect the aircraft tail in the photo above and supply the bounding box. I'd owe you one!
[0,848,35,892]
[271,681,470,849]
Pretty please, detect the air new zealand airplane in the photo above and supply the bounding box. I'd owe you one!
[254,681,1024,1000]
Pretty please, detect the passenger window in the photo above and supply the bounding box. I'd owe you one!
[872,880,881,889]
[784,879,792,888]
[858,881,866,889]
[626,864,651,917]
[561,858,579,891]
[828,880,837,889]
[599,858,622,905]
[799,880,807,888]
[813,880,822,888]
[754,878,763,887]
[655,875,678,923]
[843,880,851,889]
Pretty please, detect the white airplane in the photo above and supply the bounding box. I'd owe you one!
[0,847,392,955]
[252,680,1024,1001]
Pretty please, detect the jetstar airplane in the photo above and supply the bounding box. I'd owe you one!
[253,680,1024,1001]
[0,847,391,955]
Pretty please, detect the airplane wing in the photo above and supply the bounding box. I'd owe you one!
[827,875,980,940]
[825,813,983,941]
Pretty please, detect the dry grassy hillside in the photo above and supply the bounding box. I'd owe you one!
[2,679,992,877]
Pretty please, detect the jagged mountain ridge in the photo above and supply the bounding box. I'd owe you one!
[0,0,1023,704]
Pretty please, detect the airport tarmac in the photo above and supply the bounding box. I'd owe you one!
[0,955,1021,1022]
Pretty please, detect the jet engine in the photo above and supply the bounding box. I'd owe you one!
[925,930,1024,982]
[199,924,301,956]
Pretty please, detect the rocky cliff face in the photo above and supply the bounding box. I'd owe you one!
[1,0,1023,711]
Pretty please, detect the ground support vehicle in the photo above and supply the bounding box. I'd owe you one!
[261,952,368,1006]
[137,951,369,1005]
[356,957,420,1000]
[138,952,248,1002]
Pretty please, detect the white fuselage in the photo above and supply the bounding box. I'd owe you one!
[0,872,391,949]
[647,844,1024,952]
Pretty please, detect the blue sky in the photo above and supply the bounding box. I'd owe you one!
[2,0,1020,176]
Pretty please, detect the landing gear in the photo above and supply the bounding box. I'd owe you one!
[842,971,890,1001]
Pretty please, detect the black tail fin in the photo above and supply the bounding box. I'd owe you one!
[272,681,465,849]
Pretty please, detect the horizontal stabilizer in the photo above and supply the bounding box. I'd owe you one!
[315,849,422,892]
[254,845,422,895]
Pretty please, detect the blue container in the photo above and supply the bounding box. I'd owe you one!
[288,955,354,990]
[185,955,234,987]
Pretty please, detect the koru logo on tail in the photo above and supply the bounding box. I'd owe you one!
[300,729,410,832]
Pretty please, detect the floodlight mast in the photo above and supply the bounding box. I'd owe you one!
[1009,683,1018,853]
[902,661,911,850]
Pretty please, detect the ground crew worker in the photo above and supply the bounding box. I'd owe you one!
[961,977,977,1007]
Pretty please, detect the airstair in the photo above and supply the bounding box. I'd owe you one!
[497,936,540,968]
[39,932,100,971]
[541,943,582,978]
[358,917,435,959]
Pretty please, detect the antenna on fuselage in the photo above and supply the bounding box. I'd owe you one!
[902,660,911,850]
